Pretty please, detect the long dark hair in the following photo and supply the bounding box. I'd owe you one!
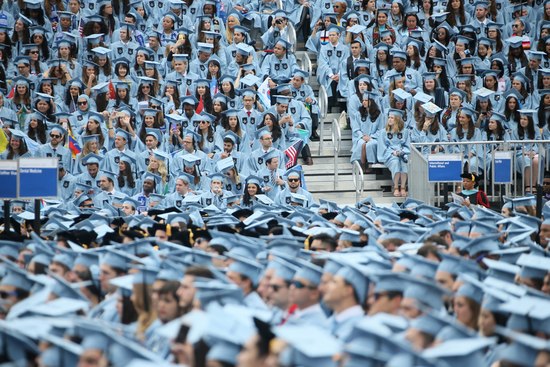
[518,115,536,140]
[456,112,475,140]
[27,118,47,144]
[359,96,381,122]
[537,95,550,128]
[260,113,282,143]
[484,119,505,141]
[243,183,263,206]
[7,137,29,159]
[118,161,136,189]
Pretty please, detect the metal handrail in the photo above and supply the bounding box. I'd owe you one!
[295,51,311,75]
[332,118,342,190]
[317,85,328,155]
[287,23,297,53]
[352,160,364,203]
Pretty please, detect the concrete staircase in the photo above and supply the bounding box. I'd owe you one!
[303,116,404,206]
[290,41,406,207]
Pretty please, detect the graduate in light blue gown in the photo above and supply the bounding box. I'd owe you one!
[449,106,485,174]
[509,110,541,192]
[350,91,385,169]
[410,98,449,157]
[377,109,411,197]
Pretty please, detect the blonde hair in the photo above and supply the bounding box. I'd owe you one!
[225,14,241,44]
[148,158,168,183]
[132,283,157,341]
[386,113,404,133]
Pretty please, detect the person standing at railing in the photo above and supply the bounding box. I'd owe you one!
[378,108,410,197]
[449,106,485,174]
[510,109,540,194]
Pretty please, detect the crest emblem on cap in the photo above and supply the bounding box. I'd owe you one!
[286,197,291,204]
[115,156,120,164]
[128,48,134,55]
[191,8,196,13]
[158,2,163,7]
[63,181,69,188]
[258,158,263,165]
[336,51,342,58]
[274,64,280,71]
[327,50,333,57]
[176,200,182,207]
[206,198,212,205]
[118,47,123,55]
[236,183,242,190]
[290,107,296,114]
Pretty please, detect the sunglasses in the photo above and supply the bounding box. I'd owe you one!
[78,101,87,105]
[288,178,300,182]
[50,134,61,138]
[29,50,39,54]
[0,290,18,299]
[291,280,315,290]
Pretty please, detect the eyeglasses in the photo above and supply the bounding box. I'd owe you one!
[78,101,87,105]
[288,178,300,182]
[291,280,316,289]
[512,24,520,28]
[50,134,61,138]
[0,290,18,299]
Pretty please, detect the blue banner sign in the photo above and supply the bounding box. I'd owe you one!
[0,161,18,199]
[428,154,462,182]
[493,151,512,184]
[18,158,58,198]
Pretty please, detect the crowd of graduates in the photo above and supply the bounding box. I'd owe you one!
[1,0,550,365]
[2,188,550,367]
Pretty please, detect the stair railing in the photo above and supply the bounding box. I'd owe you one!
[352,160,364,203]
[317,85,328,155]
[332,117,342,190]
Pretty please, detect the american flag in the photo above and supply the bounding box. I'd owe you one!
[78,17,84,37]
[284,140,303,169]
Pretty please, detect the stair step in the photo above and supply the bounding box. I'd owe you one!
[304,174,388,182]
[308,180,393,191]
